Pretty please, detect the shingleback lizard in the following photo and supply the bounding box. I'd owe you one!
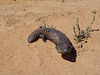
[28,26,74,54]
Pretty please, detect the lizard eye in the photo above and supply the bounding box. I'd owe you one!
[64,49,67,52]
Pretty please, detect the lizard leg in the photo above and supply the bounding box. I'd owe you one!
[39,34,47,42]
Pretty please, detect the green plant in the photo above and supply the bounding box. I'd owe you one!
[73,18,89,42]
[41,20,56,29]
[42,24,56,29]
[73,10,96,48]
[47,25,56,29]
[92,10,96,14]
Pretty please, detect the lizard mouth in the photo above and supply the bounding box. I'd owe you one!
[57,49,72,54]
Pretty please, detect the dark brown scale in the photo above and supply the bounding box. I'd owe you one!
[28,26,74,54]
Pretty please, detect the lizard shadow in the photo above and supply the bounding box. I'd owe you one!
[61,47,77,62]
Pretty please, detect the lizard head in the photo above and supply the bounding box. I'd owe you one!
[56,43,73,54]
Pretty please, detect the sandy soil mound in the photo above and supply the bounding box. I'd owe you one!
[0,0,100,75]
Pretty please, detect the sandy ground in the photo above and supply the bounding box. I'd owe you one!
[0,0,100,75]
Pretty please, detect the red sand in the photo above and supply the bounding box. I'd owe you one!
[0,0,100,75]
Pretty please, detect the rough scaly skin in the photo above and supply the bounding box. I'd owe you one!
[28,26,74,54]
